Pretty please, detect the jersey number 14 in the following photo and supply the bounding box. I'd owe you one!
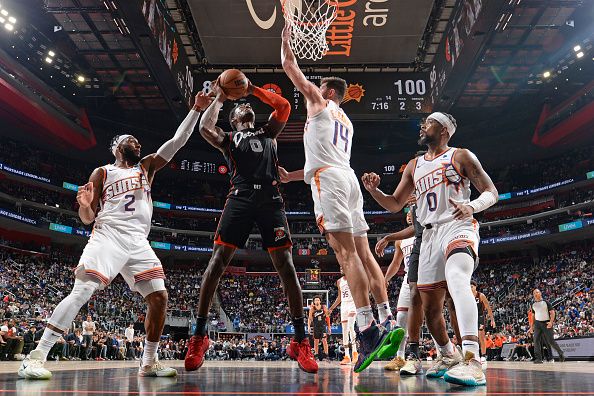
[333,121,349,152]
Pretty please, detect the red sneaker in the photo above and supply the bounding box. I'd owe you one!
[287,338,318,374]
[184,335,209,371]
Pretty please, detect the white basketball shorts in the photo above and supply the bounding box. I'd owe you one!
[76,223,166,294]
[417,219,479,291]
[309,166,369,236]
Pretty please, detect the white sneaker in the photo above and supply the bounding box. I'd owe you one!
[138,360,177,377]
[426,348,463,378]
[480,355,487,370]
[18,350,52,380]
[444,352,486,386]
[400,356,424,375]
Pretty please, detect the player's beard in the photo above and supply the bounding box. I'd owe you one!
[418,134,435,146]
[122,146,142,163]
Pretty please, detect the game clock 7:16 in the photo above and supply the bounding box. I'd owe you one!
[371,78,428,113]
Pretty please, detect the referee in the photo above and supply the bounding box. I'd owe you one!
[528,289,565,363]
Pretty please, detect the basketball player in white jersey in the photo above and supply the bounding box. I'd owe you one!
[362,112,498,386]
[328,270,358,365]
[382,212,415,371]
[280,21,404,373]
[18,92,213,380]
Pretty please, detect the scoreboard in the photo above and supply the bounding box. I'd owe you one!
[197,72,432,121]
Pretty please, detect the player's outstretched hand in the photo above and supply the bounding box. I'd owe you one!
[361,172,380,192]
[278,167,290,183]
[211,78,228,102]
[245,79,255,97]
[375,236,389,257]
[406,194,417,206]
[77,182,94,208]
[193,91,213,112]
[450,198,474,220]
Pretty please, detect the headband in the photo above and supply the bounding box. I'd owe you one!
[428,112,456,137]
[111,134,132,156]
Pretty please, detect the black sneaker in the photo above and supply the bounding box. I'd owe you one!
[353,322,405,373]
[533,360,543,364]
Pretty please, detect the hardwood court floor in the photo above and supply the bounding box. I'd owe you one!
[1,360,593,395]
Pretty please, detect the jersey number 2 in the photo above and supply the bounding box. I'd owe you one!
[124,194,136,212]
[426,192,437,212]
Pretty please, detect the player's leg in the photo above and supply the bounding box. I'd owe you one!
[322,334,329,356]
[19,275,102,379]
[187,196,251,370]
[19,230,123,379]
[442,222,485,386]
[313,338,320,355]
[385,276,410,371]
[354,236,393,325]
[260,197,317,373]
[445,293,462,348]
[479,326,486,357]
[340,319,351,364]
[121,240,176,376]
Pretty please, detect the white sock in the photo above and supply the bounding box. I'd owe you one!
[377,301,392,324]
[35,328,63,361]
[142,341,159,367]
[438,340,455,357]
[462,340,480,360]
[356,306,375,331]
[344,347,350,359]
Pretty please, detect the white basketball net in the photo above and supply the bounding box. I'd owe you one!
[282,0,338,61]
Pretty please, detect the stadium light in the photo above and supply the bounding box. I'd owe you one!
[48,50,55,57]
[8,16,15,24]
[543,71,551,78]
[573,45,581,52]
[576,51,584,59]
[0,17,4,23]
[0,10,8,17]
[77,75,85,82]
[45,57,53,64]
[4,23,13,31]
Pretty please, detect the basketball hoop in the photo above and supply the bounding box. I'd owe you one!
[281,0,338,61]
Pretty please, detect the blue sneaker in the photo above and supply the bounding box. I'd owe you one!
[353,322,405,373]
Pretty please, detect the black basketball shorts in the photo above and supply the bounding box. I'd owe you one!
[407,236,422,284]
[214,186,292,251]
[313,326,327,340]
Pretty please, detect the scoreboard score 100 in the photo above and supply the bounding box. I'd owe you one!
[199,72,431,121]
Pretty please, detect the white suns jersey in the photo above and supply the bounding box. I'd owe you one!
[413,148,471,227]
[303,101,354,183]
[94,164,153,237]
[338,276,355,305]
[400,236,415,273]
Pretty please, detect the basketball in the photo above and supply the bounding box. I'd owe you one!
[219,69,248,100]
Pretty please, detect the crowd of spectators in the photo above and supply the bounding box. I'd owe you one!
[0,240,592,362]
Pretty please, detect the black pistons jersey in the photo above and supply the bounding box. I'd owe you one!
[223,127,279,188]
[313,307,326,328]
[476,293,485,318]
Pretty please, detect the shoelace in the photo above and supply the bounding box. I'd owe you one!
[300,342,314,359]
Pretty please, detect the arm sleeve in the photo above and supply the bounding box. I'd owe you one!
[326,315,331,329]
[546,301,553,311]
[156,109,201,162]
[252,86,291,123]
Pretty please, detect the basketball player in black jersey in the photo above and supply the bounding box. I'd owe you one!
[185,79,318,374]
[471,281,495,363]
[308,296,331,360]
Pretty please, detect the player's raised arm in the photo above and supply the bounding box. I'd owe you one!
[450,149,498,220]
[361,161,416,213]
[247,82,291,139]
[77,167,104,225]
[328,280,342,313]
[280,21,325,114]
[198,82,228,153]
[142,91,213,179]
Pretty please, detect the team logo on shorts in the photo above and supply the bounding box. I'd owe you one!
[274,227,287,242]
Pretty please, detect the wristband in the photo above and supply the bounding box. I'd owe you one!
[468,190,497,213]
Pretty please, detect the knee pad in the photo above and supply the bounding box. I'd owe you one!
[446,246,476,261]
